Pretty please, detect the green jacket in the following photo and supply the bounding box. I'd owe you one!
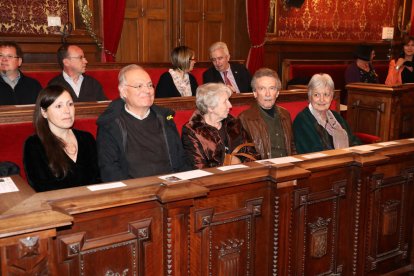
[293,107,361,154]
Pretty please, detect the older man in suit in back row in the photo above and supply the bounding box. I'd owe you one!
[203,41,252,93]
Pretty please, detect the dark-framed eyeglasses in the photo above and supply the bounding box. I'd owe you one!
[0,54,20,60]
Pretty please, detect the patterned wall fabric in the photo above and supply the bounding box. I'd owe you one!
[0,0,68,34]
[271,0,400,40]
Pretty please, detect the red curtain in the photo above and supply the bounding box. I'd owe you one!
[246,0,270,74]
[103,0,126,62]
[410,3,414,36]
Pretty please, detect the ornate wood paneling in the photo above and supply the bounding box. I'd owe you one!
[1,141,414,275]
[292,168,351,275]
[347,83,414,141]
[363,168,414,274]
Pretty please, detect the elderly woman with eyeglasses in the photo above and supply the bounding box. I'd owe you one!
[293,73,361,154]
[155,45,198,98]
[181,83,257,168]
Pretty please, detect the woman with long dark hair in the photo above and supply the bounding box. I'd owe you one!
[23,85,100,192]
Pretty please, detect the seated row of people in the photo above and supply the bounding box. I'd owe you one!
[345,36,414,87]
[22,65,361,192]
[0,41,252,105]
[0,41,107,105]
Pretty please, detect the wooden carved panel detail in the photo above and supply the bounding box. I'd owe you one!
[19,236,39,258]
[194,197,263,276]
[166,217,173,276]
[57,218,152,275]
[273,195,280,276]
[352,178,362,275]
[308,217,332,258]
[293,179,348,275]
[215,239,245,275]
[4,235,49,275]
[366,170,413,271]
[350,100,385,136]
[381,200,400,236]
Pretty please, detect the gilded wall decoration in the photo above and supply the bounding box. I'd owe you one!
[273,0,400,40]
[0,0,68,34]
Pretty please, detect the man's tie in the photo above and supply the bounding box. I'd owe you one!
[223,71,234,90]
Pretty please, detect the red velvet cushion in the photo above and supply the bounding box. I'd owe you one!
[192,68,208,85]
[73,118,98,138]
[230,105,250,117]
[86,70,120,100]
[0,122,35,179]
[173,110,194,136]
[145,68,168,88]
[290,64,348,90]
[24,71,60,88]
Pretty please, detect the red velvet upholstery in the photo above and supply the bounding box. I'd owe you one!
[25,71,60,88]
[354,132,381,144]
[24,67,209,101]
[289,62,389,90]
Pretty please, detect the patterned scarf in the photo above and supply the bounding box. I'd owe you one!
[308,104,349,149]
[169,69,192,97]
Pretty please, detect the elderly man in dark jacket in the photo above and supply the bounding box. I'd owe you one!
[239,68,296,159]
[96,64,190,182]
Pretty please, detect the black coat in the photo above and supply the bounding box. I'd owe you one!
[96,98,191,182]
[23,129,100,192]
[202,63,252,92]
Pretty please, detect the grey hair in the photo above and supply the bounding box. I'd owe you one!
[307,73,335,100]
[118,64,146,99]
[209,41,230,57]
[196,83,232,115]
[118,64,145,86]
[251,67,281,91]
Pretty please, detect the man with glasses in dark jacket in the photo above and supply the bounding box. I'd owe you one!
[0,41,42,105]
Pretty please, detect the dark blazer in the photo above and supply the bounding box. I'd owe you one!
[155,71,198,98]
[48,73,107,102]
[202,63,252,92]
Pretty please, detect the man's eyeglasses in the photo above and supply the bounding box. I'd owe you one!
[0,54,20,60]
[68,56,86,60]
[124,83,154,91]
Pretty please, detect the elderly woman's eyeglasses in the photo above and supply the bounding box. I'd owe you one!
[312,92,332,99]
[124,83,154,91]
